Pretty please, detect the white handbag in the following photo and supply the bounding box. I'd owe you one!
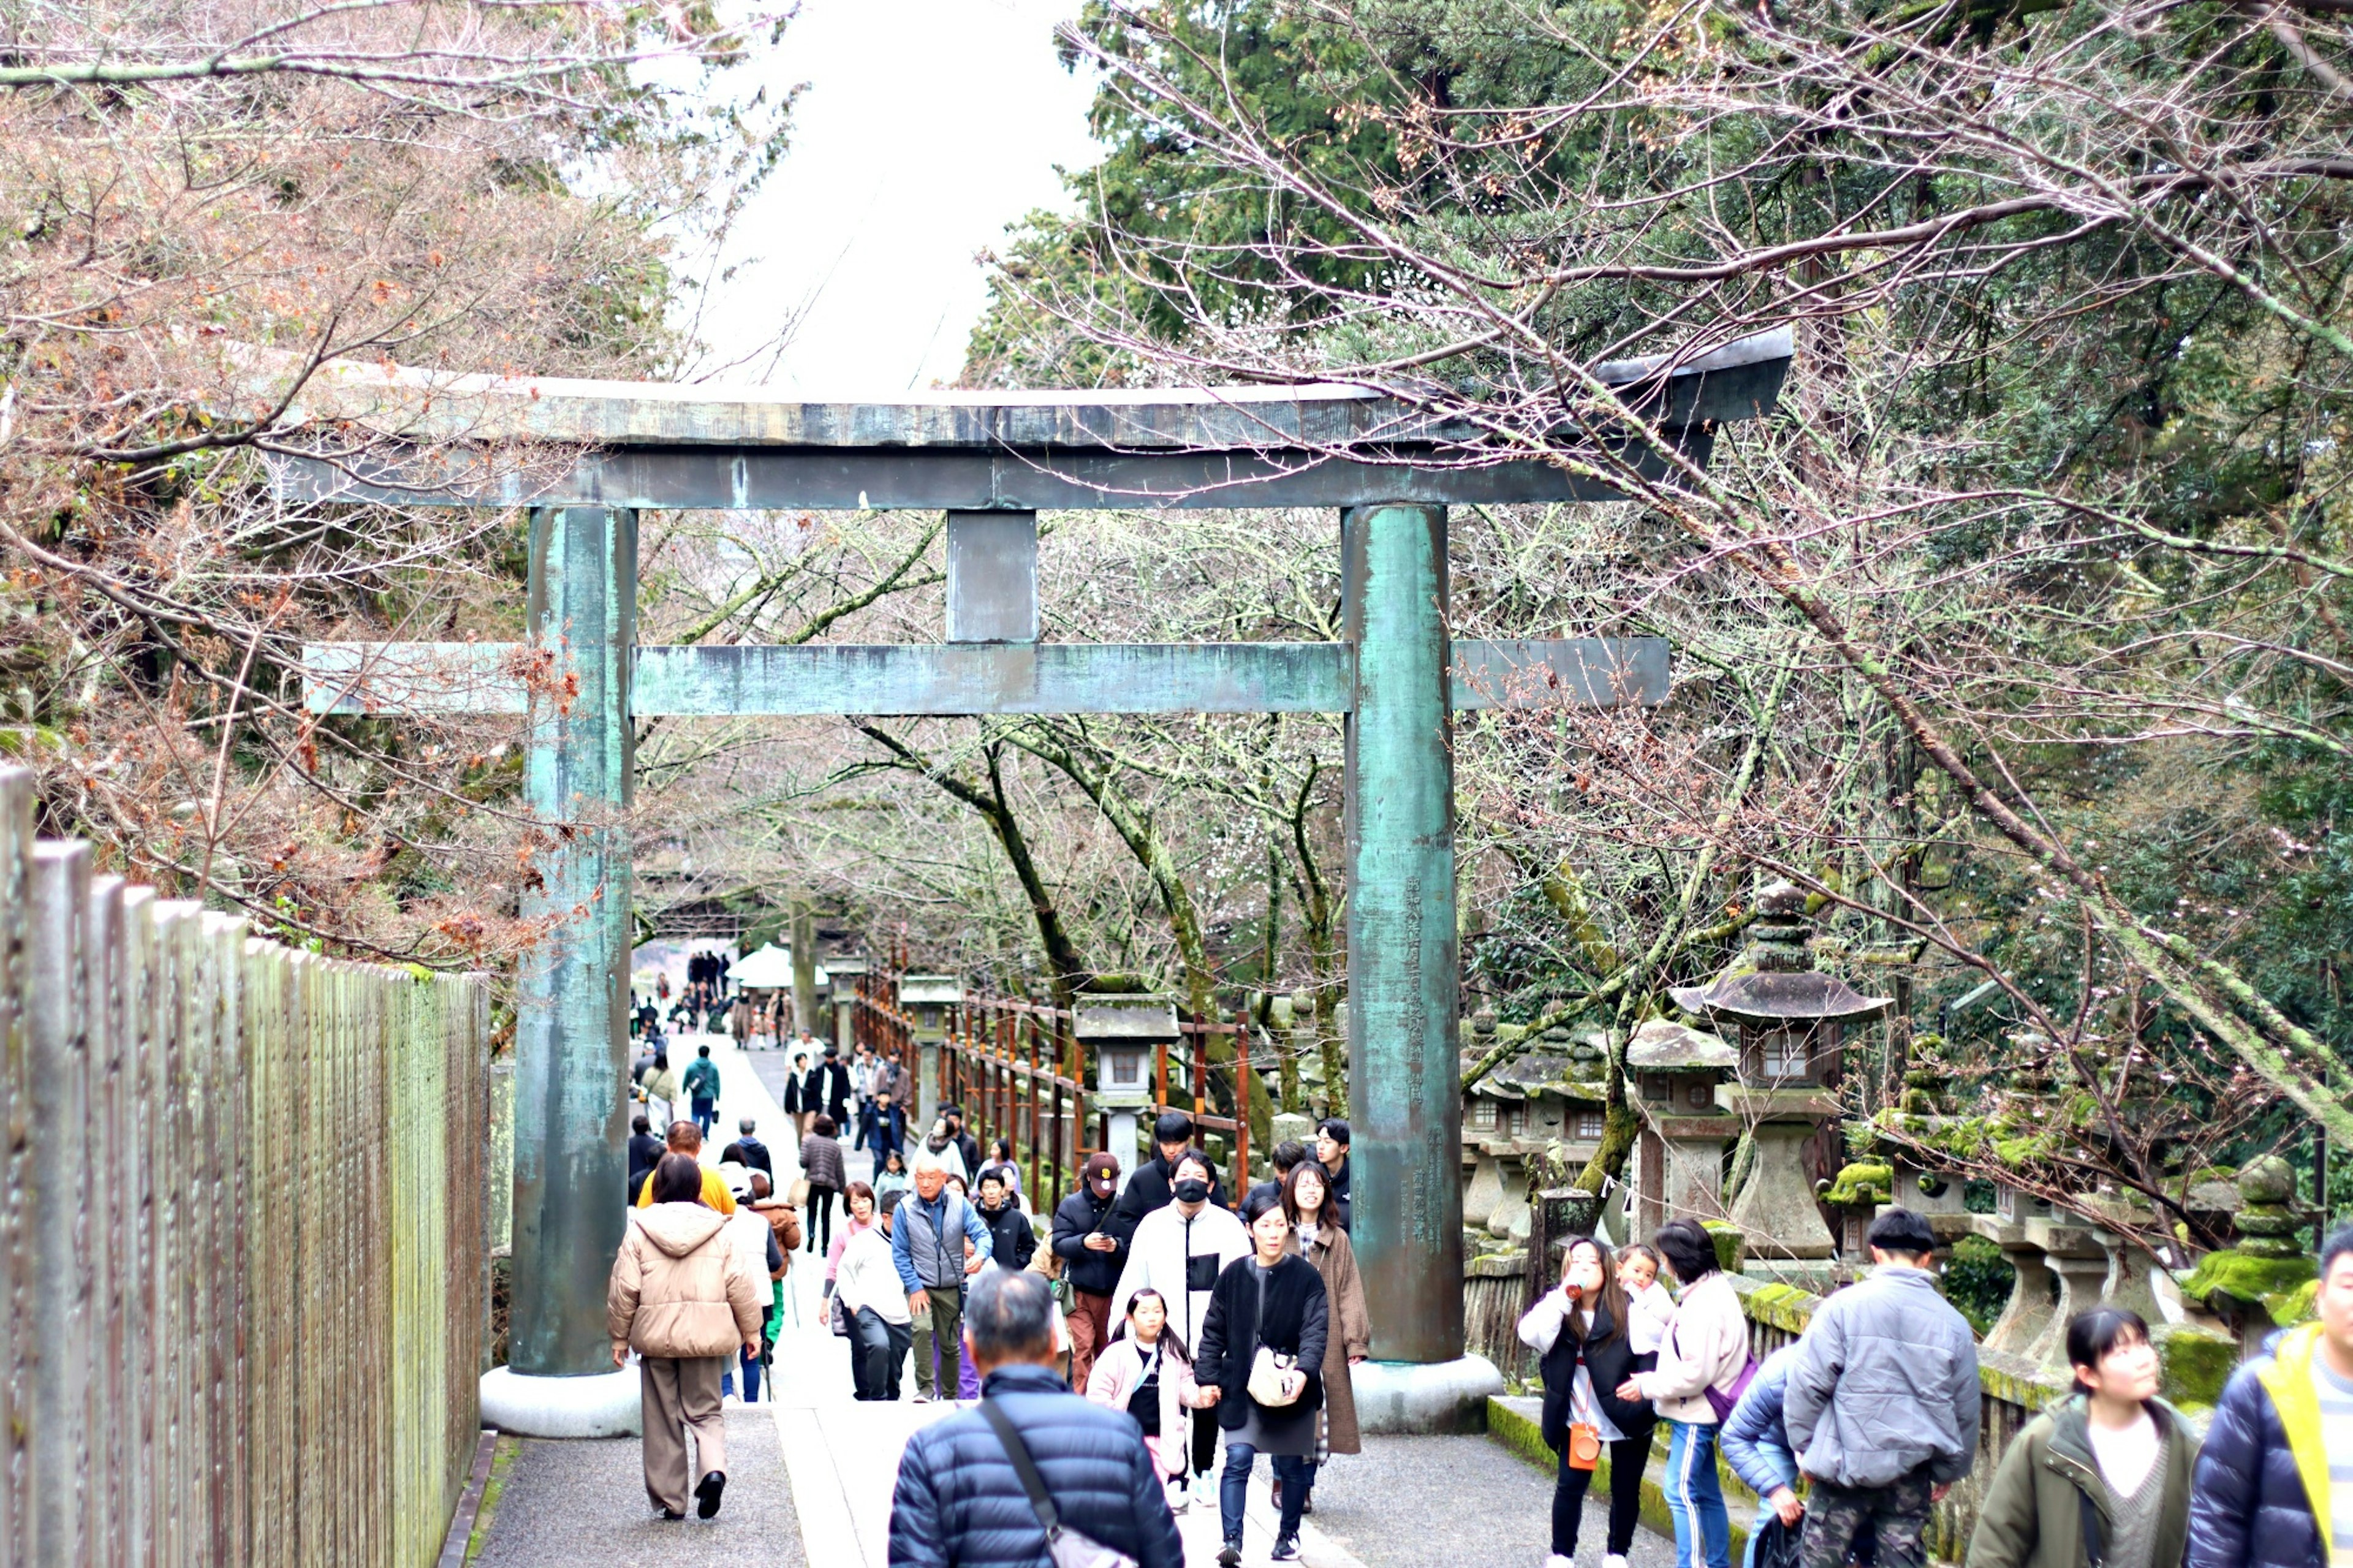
[1248,1346,1304,1407]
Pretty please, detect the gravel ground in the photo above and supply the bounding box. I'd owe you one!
[472,1409,805,1567]
[1303,1434,1681,1568]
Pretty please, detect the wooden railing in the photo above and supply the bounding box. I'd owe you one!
[938,994,1086,1213]
[0,765,493,1568]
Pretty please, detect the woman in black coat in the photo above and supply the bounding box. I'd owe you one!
[1195,1189,1328,1566]
[1515,1235,1657,1568]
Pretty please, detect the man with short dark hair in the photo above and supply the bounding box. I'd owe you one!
[1108,1110,1227,1244]
[1246,1139,1310,1211]
[813,1044,854,1131]
[1314,1118,1352,1231]
[683,1043,721,1138]
[627,1113,664,1202]
[1784,1207,1980,1568]
[2189,1223,2353,1568]
[939,1103,982,1178]
[634,1121,737,1215]
[887,1270,1183,1568]
[974,1170,1036,1272]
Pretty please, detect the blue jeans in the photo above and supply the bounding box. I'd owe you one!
[1219,1442,1310,1547]
[1662,1420,1732,1568]
[692,1096,717,1135]
[720,1343,762,1403]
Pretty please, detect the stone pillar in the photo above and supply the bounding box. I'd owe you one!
[1726,1115,1837,1260]
[508,505,635,1380]
[2026,1218,2114,1373]
[1341,504,1468,1368]
[1977,1217,2058,1360]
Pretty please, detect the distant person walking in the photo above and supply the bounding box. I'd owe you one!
[1521,1235,1657,1568]
[1616,1219,1750,1568]
[891,1149,993,1402]
[886,1269,1183,1568]
[635,1121,736,1214]
[799,1113,847,1255]
[1052,1153,1127,1388]
[1196,1188,1328,1565]
[838,1189,914,1401]
[974,1170,1035,1272]
[626,1113,663,1203]
[642,1051,678,1132]
[1970,1306,2198,1568]
[1312,1119,1352,1231]
[1783,1208,1982,1568]
[607,1153,764,1521]
[683,1044,721,1138]
[1283,1159,1369,1518]
[783,1051,809,1137]
[2186,1224,2353,1568]
[733,1117,773,1177]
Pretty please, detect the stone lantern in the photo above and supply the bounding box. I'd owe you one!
[1461,1018,1611,1244]
[1626,1017,1737,1239]
[899,973,965,1125]
[1075,993,1180,1189]
[1670,882,1890,1281]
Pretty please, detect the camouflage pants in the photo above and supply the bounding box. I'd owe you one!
[1799,1469,1928,1568]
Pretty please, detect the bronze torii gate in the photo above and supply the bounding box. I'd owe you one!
[290,331,1790,1427]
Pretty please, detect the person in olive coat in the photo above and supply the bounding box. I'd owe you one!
[1970,1307,2199,1568]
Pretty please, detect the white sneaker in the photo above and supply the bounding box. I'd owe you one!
[1547,1557,1577,1568]
[1604,1556,1629,1568]
[721,1393,741,1408]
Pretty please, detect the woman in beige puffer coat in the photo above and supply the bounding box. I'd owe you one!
[608,1154,766,1520]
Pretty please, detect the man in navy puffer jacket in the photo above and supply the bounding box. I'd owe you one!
[889,1268,1183,1568]
[2188,1225,2353,1568]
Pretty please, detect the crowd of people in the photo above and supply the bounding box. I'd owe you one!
[604,994,2353,1568]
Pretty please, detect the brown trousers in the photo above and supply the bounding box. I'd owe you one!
[1066,1290,1115,1390]
[639,1355,727,1515]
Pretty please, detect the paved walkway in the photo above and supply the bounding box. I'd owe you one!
[476,1023,1662,1567]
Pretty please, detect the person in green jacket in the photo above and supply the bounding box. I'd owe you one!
[1968,1307,2200,1568]
[683,1044,722,1138]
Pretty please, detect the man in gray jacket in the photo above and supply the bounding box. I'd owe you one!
[1783,1207,1980,1568]
[890,1151,993,1401]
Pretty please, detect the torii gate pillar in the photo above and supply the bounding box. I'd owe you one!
[1343,504,1466,1366]
[507,506,637,1379]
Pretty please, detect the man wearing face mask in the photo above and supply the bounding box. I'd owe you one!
[1111,1150,1252,1500]
[1108,1111,1229,1246]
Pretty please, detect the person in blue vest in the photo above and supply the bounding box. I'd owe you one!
[887,1268,1183,1568]
[891,1149,995,1403]
[681,1044,721,1138]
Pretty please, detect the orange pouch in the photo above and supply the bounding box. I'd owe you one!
[1567,1422,1602,1471]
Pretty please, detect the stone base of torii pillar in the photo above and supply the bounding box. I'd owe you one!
[481,1365,642,1438]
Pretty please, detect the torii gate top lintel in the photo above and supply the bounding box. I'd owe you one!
[269,327,1792,510]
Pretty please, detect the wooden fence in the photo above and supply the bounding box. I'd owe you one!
[0,764,493,1568]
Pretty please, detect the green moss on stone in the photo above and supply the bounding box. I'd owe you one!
[2270,1278,2321,1327]
[1702,1219,1747,1274]
[2153,1322,2237,1412]
[2180,1249,2317,1308]
[1822,1162,1893,1206]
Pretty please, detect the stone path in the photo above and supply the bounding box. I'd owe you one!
[475,1022,1669,1567]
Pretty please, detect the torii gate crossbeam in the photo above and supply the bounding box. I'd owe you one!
[286,331,1792,1431]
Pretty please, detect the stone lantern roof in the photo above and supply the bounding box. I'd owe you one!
[1669,882,1892,1029]
[1626,1018,1736,1071]
[1073,994,1180,1042]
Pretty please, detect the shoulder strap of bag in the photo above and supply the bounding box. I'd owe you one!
[2078,1487,2104,1568]
[980,1401,1062,1540]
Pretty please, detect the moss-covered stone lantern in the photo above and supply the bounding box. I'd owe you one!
[1670,882,1890,1279]
[1626,1017,1737,1239]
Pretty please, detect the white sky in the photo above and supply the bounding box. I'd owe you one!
[704,0,1102,396]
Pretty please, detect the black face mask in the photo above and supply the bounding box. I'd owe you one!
[1172,1178,1211,1205]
